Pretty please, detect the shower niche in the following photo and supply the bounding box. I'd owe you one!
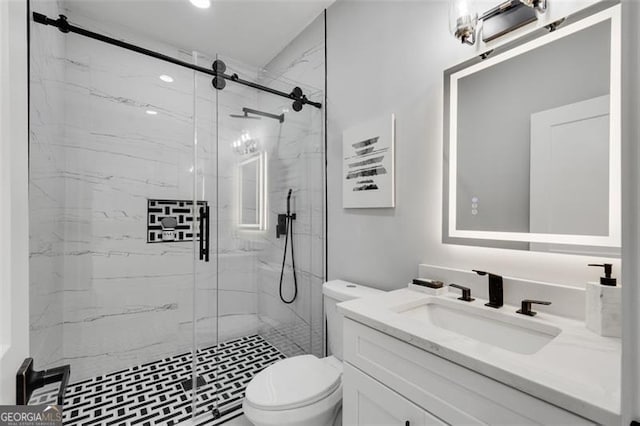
[146,199,208,243]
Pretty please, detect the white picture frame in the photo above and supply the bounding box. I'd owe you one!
[342,113,396,208]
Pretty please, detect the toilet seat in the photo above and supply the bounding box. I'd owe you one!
[245,355,342,411]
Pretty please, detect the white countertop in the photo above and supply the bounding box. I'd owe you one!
[338,288,621,425]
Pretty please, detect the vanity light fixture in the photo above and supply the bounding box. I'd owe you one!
[449,0,477,45]
[159,74,174,83]
[189,0,211,9]
[449,0,547,45]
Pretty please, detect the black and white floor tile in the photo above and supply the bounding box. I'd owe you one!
[29,335,285,425]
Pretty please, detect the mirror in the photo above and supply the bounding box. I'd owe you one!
[238,152,266,230]
[443,5,621,256]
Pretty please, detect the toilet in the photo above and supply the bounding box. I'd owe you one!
[243,280,384,426]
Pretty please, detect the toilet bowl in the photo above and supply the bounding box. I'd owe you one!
[242,280,383,426]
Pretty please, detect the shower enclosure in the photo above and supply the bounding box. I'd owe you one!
[27,2,325,424]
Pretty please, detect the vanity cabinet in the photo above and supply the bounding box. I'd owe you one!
[342,318,595,425]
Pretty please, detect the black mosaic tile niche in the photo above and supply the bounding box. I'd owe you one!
[147,199,208,243]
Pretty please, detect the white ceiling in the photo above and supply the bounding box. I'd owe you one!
[63,0,333,68]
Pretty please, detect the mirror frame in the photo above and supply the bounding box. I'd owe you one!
[443,4,621,248]
[238,152,267,230]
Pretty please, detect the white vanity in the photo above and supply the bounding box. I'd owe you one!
[338,286,620,425]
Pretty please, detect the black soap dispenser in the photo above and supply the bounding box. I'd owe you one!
[588,263,617,286]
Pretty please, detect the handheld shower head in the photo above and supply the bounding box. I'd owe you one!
[286,189,292,215]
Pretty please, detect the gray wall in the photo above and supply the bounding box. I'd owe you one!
[326,0,621,291]
[621,0,640,422]
[456,21,610,232]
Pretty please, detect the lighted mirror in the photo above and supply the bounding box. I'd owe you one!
[238,152,266,230]
[443,5,621,256]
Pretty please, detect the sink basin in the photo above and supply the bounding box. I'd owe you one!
[395,299,560,355]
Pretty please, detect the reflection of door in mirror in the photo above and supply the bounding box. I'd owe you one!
[529,96,616,255]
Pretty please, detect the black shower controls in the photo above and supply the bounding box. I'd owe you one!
[276,214,288,239]
[279,189,298,304]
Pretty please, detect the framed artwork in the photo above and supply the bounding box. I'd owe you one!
[342,113,395,208]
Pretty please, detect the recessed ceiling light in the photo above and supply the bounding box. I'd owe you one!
[189,0,211,9]
[146,110,158,115]
[159,74,174,83]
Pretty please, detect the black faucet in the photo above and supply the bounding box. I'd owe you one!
[473,270,503,308]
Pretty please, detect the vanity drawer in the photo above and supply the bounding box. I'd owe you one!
[343,319,594,425]
[343,363,447,426]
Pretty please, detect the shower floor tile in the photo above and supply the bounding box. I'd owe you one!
[29,335,285,425]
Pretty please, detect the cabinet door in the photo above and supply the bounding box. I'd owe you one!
[343,363,447,426]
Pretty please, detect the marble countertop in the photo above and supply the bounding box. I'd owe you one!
[338,288,621,425]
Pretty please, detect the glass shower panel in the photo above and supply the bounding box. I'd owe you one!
[28,8,203,422]
[190,52,324,423]
[189,52,222,421]
[252,71,325,359]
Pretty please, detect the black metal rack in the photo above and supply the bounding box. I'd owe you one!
[32,13,322,111]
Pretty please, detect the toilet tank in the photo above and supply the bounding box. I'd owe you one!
[323,280,384,361]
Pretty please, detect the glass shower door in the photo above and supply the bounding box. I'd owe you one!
[190,52,324,423]
[28,9,208,423]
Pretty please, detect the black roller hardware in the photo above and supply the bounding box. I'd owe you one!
[31,13,321,110]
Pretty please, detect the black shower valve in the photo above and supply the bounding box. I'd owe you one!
[276,214,287,239]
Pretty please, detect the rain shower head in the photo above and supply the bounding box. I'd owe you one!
[229,107,285,123]
[229,111,261,120]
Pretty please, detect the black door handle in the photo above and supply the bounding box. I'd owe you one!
[199,206,205,261]
[199,205,210,262]
[16,358,70,405]
[203,205,210,262]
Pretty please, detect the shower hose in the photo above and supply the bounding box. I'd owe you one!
[279,193,298,304]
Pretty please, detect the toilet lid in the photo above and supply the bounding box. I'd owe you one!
[245,355,341,411]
